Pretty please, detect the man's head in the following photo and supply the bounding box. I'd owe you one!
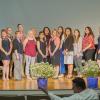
[72,77,86,93]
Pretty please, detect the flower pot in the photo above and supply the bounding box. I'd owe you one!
[87,77,98,89]
[37,78,48,89]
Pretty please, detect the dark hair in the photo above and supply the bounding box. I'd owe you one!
[84,26,94,37]
[1,29,7,37]
[17,24,22,28]
[72,77,86,90]
[39,31,43,35]
[65,27,73,38]
[43,27,51,45]
[38,31,45,41]
[15,31,20,35]
[58,26,64,39]
[1,29,7,34]
[43,27,51,36]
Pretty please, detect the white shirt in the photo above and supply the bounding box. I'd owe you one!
[48,89,99,100]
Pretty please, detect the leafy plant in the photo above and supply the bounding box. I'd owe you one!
[81,61,100,77]
[30,62,55,78]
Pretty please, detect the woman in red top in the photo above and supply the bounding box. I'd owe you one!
[23,30,37,80]
[82,26,95,61]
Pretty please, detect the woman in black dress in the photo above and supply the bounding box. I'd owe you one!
[49,29,60,78]
[6,27,13,78]
[0,29,12,80]
[43,27,51,63]
[37,31,47,63]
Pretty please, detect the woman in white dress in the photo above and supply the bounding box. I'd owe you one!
[73,29,82,77]
[62,27,74,78]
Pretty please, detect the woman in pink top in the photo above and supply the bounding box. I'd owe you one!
[82,26,95,61]
[23,30,37,80]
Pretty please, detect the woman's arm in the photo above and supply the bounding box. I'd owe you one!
[46,46,48,56]
[78,37,82,53]
[23,38,28,51]
[0,38,8,55]
[13,39,19,59]
[14,50,19,60]
[48,39,52,55]
[82,44,91,52]
[52,38,60,56]
[8,38,12,55]
[82,35,94,52]
[33,35,37,42]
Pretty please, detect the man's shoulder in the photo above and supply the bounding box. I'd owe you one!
[79,89,99,100]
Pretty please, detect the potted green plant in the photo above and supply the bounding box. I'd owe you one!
[81,61,100,88]
[30,62,55,89]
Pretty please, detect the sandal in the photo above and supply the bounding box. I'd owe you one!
[67,74,73,79]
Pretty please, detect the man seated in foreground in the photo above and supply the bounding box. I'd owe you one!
[41,77,99,100]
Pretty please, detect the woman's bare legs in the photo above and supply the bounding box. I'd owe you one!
[67,64,73,78]
[6,60,10,80]
[2,60,10,80]
[53,65,59,79]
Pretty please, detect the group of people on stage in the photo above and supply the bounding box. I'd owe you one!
[0,24,100,80]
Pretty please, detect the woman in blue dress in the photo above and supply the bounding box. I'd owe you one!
[57,26,65,78]
[0,29,12,80]
[37,31,47,63]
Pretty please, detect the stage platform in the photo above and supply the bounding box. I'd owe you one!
[0,77,100,100]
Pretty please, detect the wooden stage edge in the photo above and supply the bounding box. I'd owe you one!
[0,77,100,96]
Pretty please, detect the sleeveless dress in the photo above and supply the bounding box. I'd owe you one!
[50,39,60,65]
[1,38,10,60]
[25,40,36,57]
[37,41,46,63]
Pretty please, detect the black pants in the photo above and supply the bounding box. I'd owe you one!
[83,49,95,61]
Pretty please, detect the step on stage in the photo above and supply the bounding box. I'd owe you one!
[0,77,100,100]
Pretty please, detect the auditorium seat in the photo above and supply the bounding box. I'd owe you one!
[27,95,50,100]
[0,96,25,100]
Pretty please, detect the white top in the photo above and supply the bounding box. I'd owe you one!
[48,89,99,100]
[73,37,82,56]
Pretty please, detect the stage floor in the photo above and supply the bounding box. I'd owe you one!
[0,77,73,90]
[0,77,100,90]
[0,77,100,97]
